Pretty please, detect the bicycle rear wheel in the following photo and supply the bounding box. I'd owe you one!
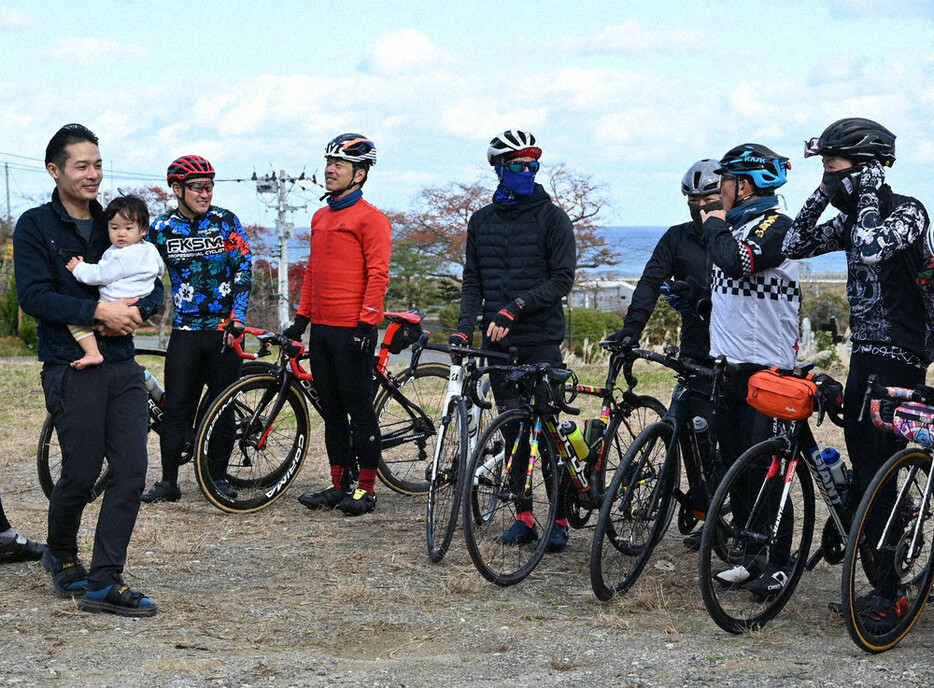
[427,397,469,563]
[375,362,450,495]
[194,374,309,513]
[462,408,558,585]
[589,420,678,600]
[698,439,814,633]
[842,448,934,653]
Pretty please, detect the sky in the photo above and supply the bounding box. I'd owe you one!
[2,0,934,234]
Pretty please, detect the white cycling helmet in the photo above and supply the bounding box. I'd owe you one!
[487,130,541,165]
[681,159,721,196]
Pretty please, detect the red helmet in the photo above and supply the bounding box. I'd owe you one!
[167,155,215,184]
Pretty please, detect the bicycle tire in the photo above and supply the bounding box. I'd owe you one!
[842,448,934,653]
[426,397,470,563]
[375,361,450,495]
[698,438,814,633]
[589,420,679,600]
[462,408,559,585]
[194,374,310,513]
[566,395,666,529]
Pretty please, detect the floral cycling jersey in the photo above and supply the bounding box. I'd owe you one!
[148,206,252,330]
[783,161,932,367]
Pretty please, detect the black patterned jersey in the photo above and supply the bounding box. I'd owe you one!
[783,162,932,367]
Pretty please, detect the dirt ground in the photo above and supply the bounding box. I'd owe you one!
[2,354,934,688]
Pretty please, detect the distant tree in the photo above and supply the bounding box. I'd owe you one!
[391,166,619,286]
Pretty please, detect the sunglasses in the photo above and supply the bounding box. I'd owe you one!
[504,160,540,173]
[185,181,215,194]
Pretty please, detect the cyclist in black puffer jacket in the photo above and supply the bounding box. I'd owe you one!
[451,130,575,552]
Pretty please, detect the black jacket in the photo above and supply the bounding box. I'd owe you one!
[458,184,575,346]
[623,221,710,360]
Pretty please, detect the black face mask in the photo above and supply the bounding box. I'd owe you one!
[690,199,723,229]
[822,167,861,213]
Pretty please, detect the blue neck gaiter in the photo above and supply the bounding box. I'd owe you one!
[327,188,363,211]
[726,195,779,229]
[493,165,536,205]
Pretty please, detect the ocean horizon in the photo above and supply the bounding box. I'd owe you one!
[598,226,847,278]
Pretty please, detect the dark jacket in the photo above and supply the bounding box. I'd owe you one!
[458,184,575,346]
[14,189,164,364]
[623,221,710,360]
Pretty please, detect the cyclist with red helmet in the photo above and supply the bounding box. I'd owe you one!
[142,155,252,503]
[283,133,391,516]
[784,118,932,631]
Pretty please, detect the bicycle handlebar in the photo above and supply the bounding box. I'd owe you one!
[420,341,516,363]
[465,360,580,415]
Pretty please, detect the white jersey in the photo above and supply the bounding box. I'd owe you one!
[72,242,164,302]
[707,207,800,369]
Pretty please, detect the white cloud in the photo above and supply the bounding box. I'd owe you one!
[0,6,29,30]
[557,20,705,55]
[361,29,456,75]
[38,37,147,66]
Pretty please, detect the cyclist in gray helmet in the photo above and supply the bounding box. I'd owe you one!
[612,158,722,549]
[784,118,931,633]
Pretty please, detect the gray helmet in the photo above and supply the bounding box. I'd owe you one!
[681,159,720,196]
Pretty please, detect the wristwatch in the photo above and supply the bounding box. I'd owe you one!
[514,297,526,310]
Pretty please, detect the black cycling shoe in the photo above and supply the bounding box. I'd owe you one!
[0,535,46,564]
[337,489,377,516]
[298,486,348,510]
[213,479,238,499]
[141,481,181,503]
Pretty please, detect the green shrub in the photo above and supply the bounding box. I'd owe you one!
[564,307,624,358]
[18,313,37,349]
[0,275,18,337]
[640,297,681,348]
[801,290,849,334]
[438,303,459,331]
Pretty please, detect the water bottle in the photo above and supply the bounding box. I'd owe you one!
[560,421,591,462]
[558,421,591,492]
[143,369,165,405]
[821,447,848,488]
[692,416,713,465]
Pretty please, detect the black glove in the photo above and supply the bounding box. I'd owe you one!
[352,321,377,354]
[611,325,640,346]
[283,315,309,342]
[448,324,473,348]
[492,299,523,330]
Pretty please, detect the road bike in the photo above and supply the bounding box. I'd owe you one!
[423,340,509,563]
[193,313,450,513]
[841,375,934,652]
[460,343,666,586]
[698,365,847,633]
[36,347,273,503]
[590,346,731,601]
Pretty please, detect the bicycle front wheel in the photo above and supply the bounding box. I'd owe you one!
[375,362,450,495]
[842,448,934,653]
[426,397,470,563]
[590,420,678,601]
[699,439,814,633]
[194,374,310,513]
[462,408,558,585]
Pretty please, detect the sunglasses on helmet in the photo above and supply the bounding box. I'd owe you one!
[804,138,823,158]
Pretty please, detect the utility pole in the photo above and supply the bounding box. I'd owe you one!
[275,169,295,330]
[4,162,10,225]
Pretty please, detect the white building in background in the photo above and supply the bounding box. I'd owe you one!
[568,279,637,315]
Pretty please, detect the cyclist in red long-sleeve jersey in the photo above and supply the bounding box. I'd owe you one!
[284,133,392,516]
